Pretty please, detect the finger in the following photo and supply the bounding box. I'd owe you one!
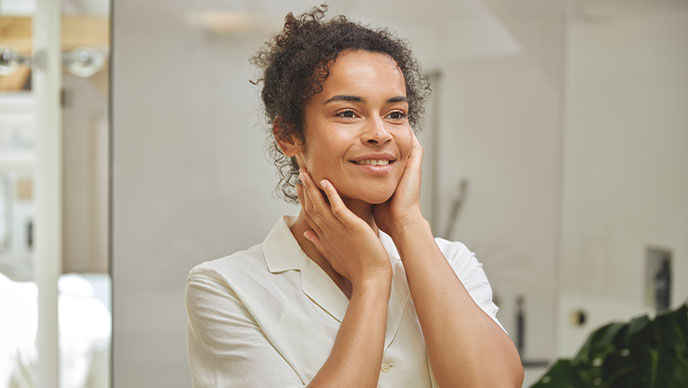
[300,169,325,205]
[402,133,423,182]
[299,170,319,218]
[297,183,327,237]
[298,171,318,216]
[299,169,337,226]
[295,153,306,169]
[301,189,330,238]
[296,183,310,216]
[409,132,424,167]
[296,183,305,206]
[301,206,324,236]
[319,179,354,225]
[303,230,327,258]
[391,134,423,202]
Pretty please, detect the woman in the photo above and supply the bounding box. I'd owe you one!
[186,6,523,388]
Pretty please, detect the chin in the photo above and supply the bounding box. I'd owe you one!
[337,180,398,206]
[367,195,393,205]
[357,189,395,205]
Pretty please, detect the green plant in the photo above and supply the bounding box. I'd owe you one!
[530,302,688,388]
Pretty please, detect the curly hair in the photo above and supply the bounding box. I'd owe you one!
[251,4,430,203]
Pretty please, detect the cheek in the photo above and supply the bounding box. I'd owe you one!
[305,134,346,167]
[398,130,414,162]
[302,145,339,181]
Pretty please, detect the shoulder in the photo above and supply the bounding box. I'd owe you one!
[433,237,472,258]
[187,243,265,283]
[185,242,274,305]
[185,237,303,316]
[379,232,478,275]
[433,237,478,273]
[434,237,504,328]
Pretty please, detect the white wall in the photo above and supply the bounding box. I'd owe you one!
[437,53,562,363]
[62,74,109,273]
[428,5,566,384]
[557,2,688,356]
[111,2,298,386]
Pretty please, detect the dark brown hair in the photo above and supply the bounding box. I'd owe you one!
[251,5,430,202]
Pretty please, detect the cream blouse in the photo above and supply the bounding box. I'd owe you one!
[186,216,502,387]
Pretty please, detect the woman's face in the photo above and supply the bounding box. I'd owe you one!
[296,50,413,205]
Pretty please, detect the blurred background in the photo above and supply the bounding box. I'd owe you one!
[0,0,686,387]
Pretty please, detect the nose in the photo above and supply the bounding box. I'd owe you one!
[362,115,392,145]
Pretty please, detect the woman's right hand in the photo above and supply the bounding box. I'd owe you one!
[296,169,392,289]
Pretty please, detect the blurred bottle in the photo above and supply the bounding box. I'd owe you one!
[516,294,524,356]
[654,258,671,313]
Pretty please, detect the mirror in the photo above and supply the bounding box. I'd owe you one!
[0,0,110,387]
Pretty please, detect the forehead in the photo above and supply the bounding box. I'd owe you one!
[318,50,407,97]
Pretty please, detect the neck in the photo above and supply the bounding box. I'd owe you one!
[289,198,378,298]
[343,198,377,231]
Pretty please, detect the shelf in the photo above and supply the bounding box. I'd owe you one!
[0,15,109,52]
[0,151,33,172]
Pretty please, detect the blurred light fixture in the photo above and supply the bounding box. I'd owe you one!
[0,48,33,75]
[0,47,106,78]
[63,47,105,78]
[187,10,277,34]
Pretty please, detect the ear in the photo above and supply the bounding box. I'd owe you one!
[274,119,302,158]
[276,136,301,157]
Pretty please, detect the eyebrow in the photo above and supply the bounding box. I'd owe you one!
[387,96,409,104]
[324,95,409,104]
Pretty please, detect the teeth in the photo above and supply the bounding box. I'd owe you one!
[354,160,390,166]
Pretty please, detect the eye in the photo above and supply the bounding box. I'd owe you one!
[335,110,357,119]
[387,111,407,120]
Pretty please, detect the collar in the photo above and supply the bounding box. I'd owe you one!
[263,216,350,322]
[263,215,307,273]
[263,216,402,271]
[262,215,410,348]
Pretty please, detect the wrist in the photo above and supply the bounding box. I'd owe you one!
[351,271,392,298]
[388,210,429,239]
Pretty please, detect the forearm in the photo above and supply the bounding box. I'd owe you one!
[390,216,523,388]
[308,279,391,388]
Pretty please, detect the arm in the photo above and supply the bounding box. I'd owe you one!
[297,171,392,388]
[375,134,523,388]
[308,279,390,387]
[390,216,523,388]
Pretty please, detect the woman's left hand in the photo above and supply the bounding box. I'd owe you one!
[373,132,425,235]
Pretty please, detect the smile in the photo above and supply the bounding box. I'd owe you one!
[352,160,391,166]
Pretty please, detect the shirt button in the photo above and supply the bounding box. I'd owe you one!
[381,362,393,373]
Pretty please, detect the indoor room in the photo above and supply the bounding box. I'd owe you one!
[0,0,686,387]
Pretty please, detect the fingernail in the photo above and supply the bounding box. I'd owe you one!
[320,180,327,189]
[298,169,305,182]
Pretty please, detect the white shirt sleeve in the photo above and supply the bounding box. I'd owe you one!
[436,238,505,332]
[185,272,305,388]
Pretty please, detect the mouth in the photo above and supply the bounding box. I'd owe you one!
[348,155,396,177]
[351,159,392,166]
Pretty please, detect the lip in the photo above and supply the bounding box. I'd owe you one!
[351,163,393,177]
[348,152,397,177]
[349,152,396,163]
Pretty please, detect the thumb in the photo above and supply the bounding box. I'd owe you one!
[303,230,327,257]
